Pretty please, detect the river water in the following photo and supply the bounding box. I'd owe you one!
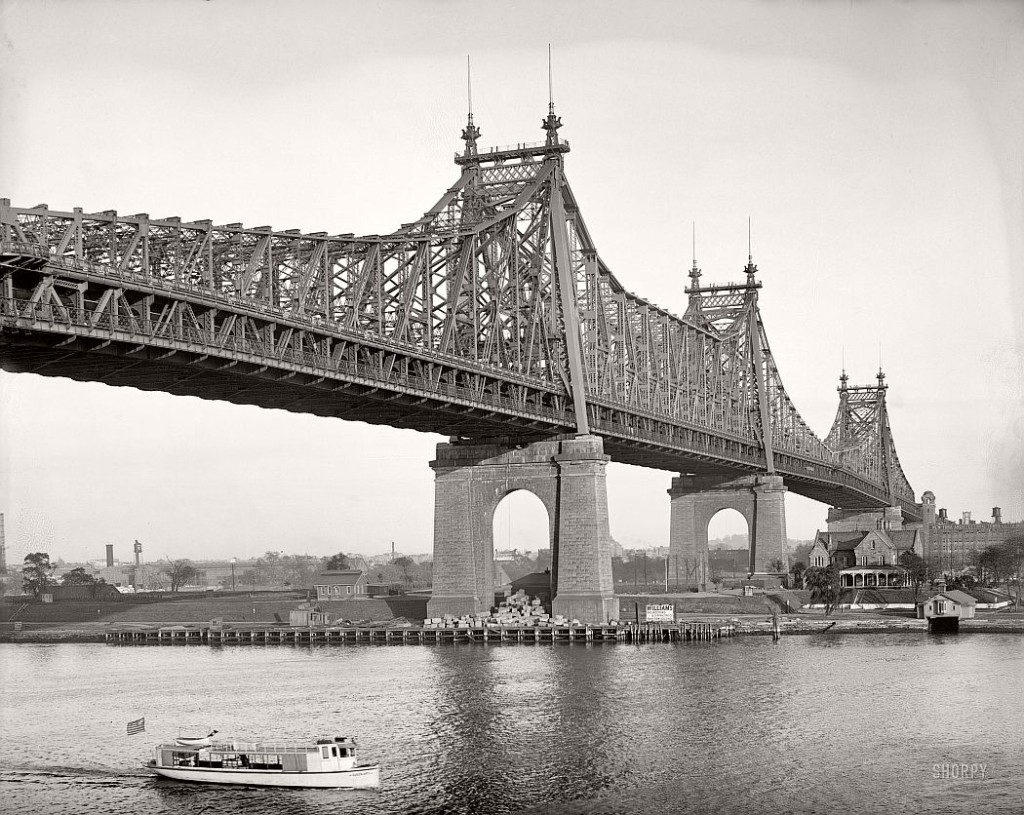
[1,632,1022,814]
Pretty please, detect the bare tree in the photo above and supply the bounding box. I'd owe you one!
[1003,535,1024,608]
[161,559,197,592]
[899,550,929,606]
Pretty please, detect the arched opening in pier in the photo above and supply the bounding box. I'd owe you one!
[707,508,750,580]
[491,487,553,612]
[492,489,551,575]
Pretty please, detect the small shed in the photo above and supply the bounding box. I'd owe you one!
[918,590,977,631]
[314,570,368,601]
[289,605,330,627]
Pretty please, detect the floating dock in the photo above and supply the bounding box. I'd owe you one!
[105,622,736,646]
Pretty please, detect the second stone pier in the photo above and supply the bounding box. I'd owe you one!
[669,473,789,588]
[426,434,619,624]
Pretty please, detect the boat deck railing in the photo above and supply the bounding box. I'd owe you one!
[161,742,320,754]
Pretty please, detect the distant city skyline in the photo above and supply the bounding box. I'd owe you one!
[1,1,1021,563]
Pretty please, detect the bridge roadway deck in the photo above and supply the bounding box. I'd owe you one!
[0,243,918,518]
[0,330,911,516]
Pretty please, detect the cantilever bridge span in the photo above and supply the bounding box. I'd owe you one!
[0,111,919,620]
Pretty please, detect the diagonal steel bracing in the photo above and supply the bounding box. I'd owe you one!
[0,118,919,519]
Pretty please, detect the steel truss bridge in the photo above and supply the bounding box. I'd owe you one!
[0,108,918,519]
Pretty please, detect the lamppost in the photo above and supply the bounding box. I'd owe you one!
[230,557,236,592]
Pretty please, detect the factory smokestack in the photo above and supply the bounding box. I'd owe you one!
[106,544,114,568]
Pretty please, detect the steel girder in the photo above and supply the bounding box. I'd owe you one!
[0,137,918,518]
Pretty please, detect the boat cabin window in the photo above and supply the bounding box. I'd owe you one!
[322,746,330,759]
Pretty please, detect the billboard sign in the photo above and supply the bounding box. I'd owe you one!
[645,603,675,622]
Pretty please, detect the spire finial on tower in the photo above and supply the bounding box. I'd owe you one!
[744,216,758,283]
[689,221,701,291]
[548,43,554,115]
[542,44,562,147]
[461,54,480,157]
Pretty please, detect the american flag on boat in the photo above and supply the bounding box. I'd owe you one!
[126,717,145,736]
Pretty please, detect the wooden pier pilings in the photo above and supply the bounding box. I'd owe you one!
[105,621,736,647]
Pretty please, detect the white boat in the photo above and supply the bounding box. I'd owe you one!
[148,735,380,789]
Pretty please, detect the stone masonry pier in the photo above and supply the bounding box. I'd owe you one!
[669,473,789,588]
[426,435,619,624]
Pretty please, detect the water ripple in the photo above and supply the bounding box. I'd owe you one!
[1,634,1022,814]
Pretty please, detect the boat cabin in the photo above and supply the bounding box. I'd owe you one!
[155,736,361,774]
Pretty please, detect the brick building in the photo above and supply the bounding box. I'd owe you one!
[921,499,1024,572]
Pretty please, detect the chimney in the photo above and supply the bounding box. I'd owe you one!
[106,544,114,568]
[992,507,1002,524]
[134,540,142,566]
[0,512,6,575]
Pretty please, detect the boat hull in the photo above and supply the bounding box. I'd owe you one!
[152,763,380,789]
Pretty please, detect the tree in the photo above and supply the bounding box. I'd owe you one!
[977,541,1019,588]
[804,564,841,616]
[60,567,103,586]
[790,561,806,585]
[162,559,197,592]
[394,556,414,587]
[281,554,323,588]
[768,557,786,574]
[254,551,284,585]
[22,552,55,597]
[899,550,929,605]
[946,573,977,591]
[325,552,351,570]
[1002,535,1024,608]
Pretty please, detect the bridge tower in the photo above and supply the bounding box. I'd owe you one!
[667,246,789,585]
[426,97,617,624]
[824,369,919,542]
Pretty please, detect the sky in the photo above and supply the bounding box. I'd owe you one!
[0,0,1021,565]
